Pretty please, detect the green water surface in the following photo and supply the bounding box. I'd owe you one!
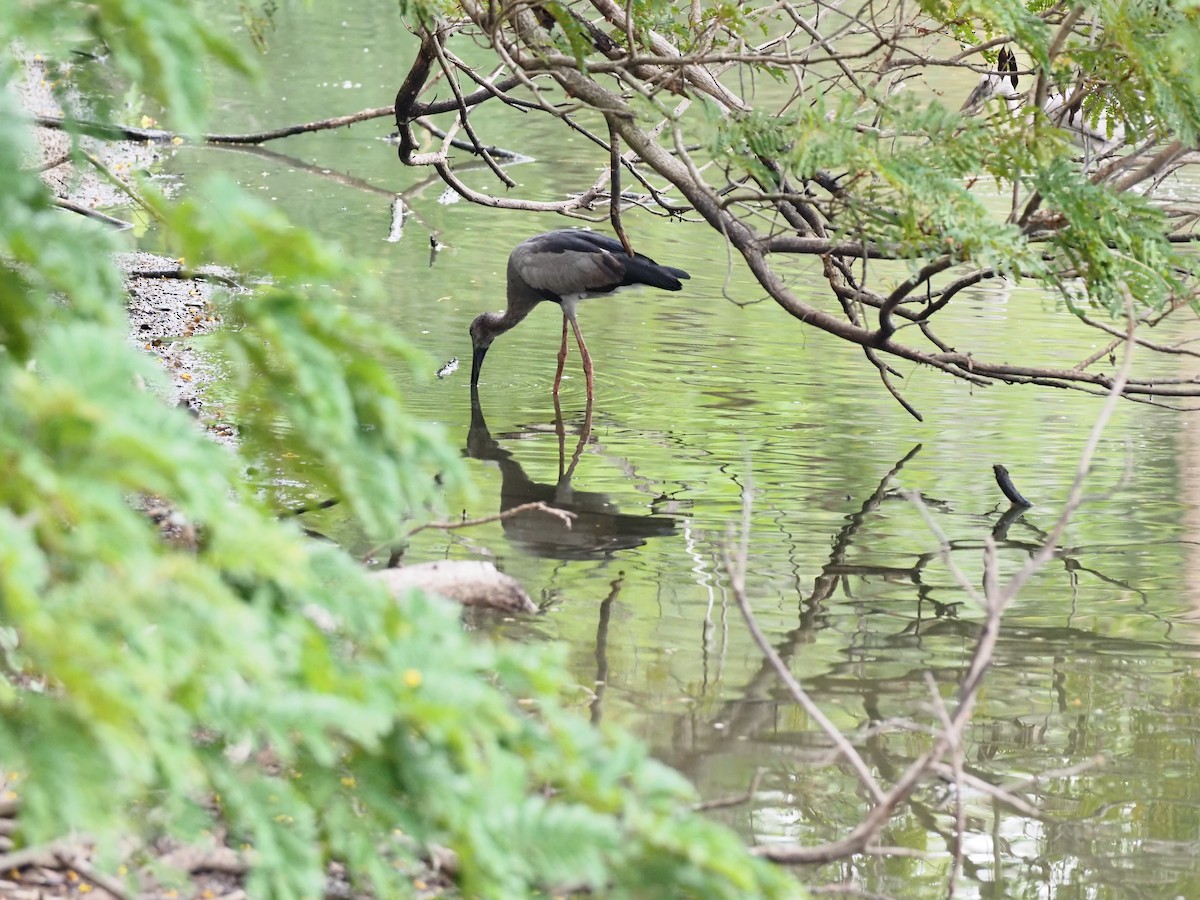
[158,4,1200,896]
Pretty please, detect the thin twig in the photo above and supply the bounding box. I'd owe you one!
[370,501,577,567]
[406,501,575,538]
[81,150,162,223]
[924,673,964,899]
[55,849,135,900]
[929,764,1045,819]
[693,768,765,811]
[428,29,516,187]
[51,198,132,229]
[727,476,886,804]
[35,151,71,172]
[608,119,633,256]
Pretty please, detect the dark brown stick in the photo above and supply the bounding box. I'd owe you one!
[36,108,397,145]
[993,464,1033,507]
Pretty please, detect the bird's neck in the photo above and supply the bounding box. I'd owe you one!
[489,299,535,336]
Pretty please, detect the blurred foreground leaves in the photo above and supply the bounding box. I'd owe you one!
[0,4,800,897]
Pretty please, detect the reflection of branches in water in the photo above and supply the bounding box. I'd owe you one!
[748,439,1158,632]
[663,445,930,780]
[670,514,1165,773]
[662,453,1170,860]
[678,311,1139,882]
[590,574,624,725]
[654,430,1178,772]
[203,142,401,198]
[803,443,926,617]
[907,523,1155,625]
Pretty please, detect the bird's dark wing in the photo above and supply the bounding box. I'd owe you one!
[512,230,688,298]
[511,231,627,297]
[622,256,689,291]
[556,230,690,286]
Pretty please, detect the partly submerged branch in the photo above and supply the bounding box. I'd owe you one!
[36,107,393,144]
[36,106,521,159]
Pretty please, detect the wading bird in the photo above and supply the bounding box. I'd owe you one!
[961,46,1129,159]
[469,230,690,398]
[961,46,1021,115]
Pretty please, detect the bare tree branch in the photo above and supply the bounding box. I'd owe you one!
[385,0,1200,411]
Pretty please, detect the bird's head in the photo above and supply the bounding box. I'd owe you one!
[469,313,495,387]
[961,46,1021,114]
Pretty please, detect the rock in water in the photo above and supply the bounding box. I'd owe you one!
[372,561,536,613]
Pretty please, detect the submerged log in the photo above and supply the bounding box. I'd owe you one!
[373,561,537,614]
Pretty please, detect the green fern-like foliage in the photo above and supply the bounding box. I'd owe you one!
[708,0,1199,316]
[712,97,1045,277]
[0,4,803,899]
[1031,159,1179,313]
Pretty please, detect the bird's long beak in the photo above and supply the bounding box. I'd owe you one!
[470,345,489,387]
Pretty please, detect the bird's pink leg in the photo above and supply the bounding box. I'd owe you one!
[552,314,569,395]
[553,391,566,478]
[568,312,594,399]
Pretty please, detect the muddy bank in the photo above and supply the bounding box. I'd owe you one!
[20,56,236,451]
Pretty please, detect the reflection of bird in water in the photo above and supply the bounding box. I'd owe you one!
[467,390,678,560]
[469,230,690,399]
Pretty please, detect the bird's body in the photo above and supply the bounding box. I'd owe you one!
[469,230,690,397]
[1042,91,1127,156]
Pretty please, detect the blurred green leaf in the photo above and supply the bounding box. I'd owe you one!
[0,5,805,899]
